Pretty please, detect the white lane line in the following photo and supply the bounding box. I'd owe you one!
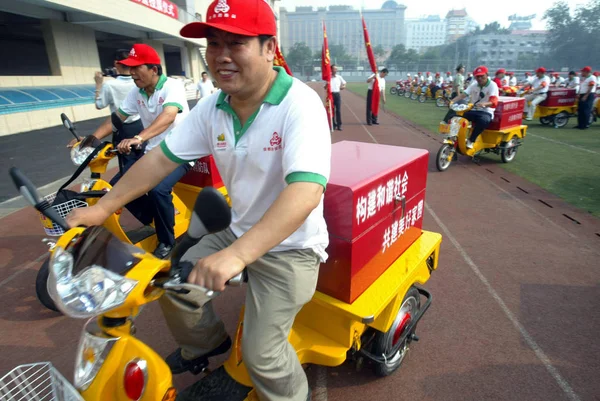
[466,167,577,239]
[345,92,581,401]
[425,203,581,401]
[343,103,378,144]
[527,133,600,155]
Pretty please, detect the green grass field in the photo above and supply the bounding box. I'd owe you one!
[347,82,600,217]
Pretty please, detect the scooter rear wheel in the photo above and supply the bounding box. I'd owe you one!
[418,94,426,103]
[390,87,398,95]
[553,112,569,128]
[36,258,59,312]
[436,144,454,171]
[371,287,421,377]
[501,137,519,163]
[436,97,447,107]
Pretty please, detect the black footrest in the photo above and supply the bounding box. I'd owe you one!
[177,366,252,401]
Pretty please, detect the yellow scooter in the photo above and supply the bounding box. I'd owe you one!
[34,113,227,312]
[436,101,527,171]
[3,167,442,401]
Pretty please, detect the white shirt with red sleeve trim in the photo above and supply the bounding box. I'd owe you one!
[579,75,597,95]
[464,78,500,118]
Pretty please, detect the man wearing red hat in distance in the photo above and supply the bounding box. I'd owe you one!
[575,66,597,129]
[69,1,330,400]
[68,43,191,259]
[522,67,550,121]
[508,71,517,86]
[449,65,499,149]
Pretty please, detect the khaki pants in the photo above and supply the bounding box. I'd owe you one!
[158,228,320,401]
[524,93,547,119]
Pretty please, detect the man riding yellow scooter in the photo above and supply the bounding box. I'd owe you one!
[67,1,331,400]
[447,65,500,149]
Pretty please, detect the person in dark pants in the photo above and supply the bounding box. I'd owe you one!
[82,44,192,259]
[324,64,346,130]
[366,68,388,125]
[449,65,499,149]
[575,66,597,129]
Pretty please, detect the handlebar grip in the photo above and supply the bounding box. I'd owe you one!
[175,261,248,286]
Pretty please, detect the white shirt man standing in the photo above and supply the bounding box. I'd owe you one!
[366,67,387,125]
[196,71,216,100]
[324,64,346,131]
[575,66,597,129]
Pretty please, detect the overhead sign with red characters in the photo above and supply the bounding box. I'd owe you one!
[130,0,179,19]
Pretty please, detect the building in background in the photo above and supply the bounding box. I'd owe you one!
[405,15,447,53]
[466,30,548,70]
[280,1,406,59]
[0,0,280,136]
[445,9,478,42]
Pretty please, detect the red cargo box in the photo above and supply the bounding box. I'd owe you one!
[178,155,224,188]
[540,87,577,107]
[488,96,525,131]
[317,141,429,304]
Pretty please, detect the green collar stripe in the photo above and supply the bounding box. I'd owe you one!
[216,66,293,145]
[479,78,491,89]
[139,74,168,99]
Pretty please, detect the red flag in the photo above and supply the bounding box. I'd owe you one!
[274,44,293,76]
[362,15,380,116]
[321,21,334,132]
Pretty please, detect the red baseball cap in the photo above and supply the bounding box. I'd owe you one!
[536,67,546,73]
[473,66,488,76]
[496,68,506,75]
[180,0,276,38]
[581,66,592,73]
[508,71,514,75]
[118,44,161,66]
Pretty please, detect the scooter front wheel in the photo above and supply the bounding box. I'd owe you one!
[436,144,454,171]
[36,258,59,312]
[436,97,447,107]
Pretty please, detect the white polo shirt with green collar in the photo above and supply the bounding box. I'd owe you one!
[118,74,189,153]
[161,67,332,261]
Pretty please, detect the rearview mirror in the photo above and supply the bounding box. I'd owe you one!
[61,113,80,142]
[61,113,73,131]
[9,167,69,231]
[169,187,231,267]
[188,186,231,239]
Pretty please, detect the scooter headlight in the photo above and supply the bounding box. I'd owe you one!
[449,117,462,136]
[47,247,138,318]
[70,145,95,166]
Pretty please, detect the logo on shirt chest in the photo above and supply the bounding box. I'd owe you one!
[264,132,282,152]
[216,133,227,150]
[159,96,165,105]
[137,99,146,108]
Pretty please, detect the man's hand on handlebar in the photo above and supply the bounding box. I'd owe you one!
[117,137,143,154]
[188,247,246,292]
[65,204,111,229]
